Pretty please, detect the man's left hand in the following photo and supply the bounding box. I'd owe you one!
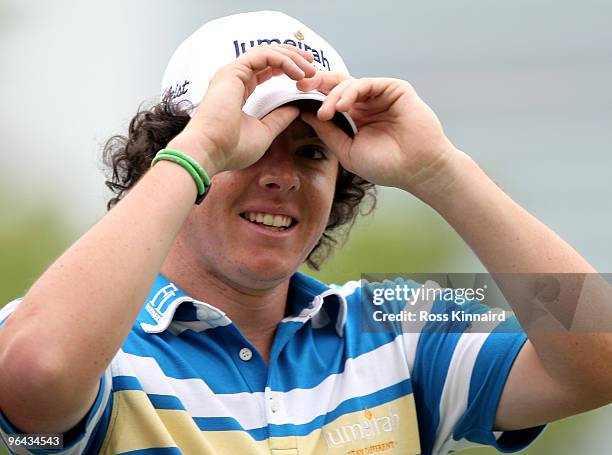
[298,73,459,197]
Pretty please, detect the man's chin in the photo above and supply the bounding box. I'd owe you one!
[235,258,299,288]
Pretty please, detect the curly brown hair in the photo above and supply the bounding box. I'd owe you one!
[102,97,376,270]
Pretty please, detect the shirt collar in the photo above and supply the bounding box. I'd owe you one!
[136,272,349,336]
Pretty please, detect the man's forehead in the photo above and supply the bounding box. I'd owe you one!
[285,118,321,141]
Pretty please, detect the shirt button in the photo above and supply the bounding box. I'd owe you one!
[239,347,253,361]
[271,401,279,413]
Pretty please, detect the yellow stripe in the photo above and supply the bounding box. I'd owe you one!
[99,390,421,454]
[295,395,421,454]
[99,390,176,454]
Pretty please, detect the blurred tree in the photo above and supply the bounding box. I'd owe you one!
[0,187,72,455]
[0,187,73,308]
[303,189,466,284]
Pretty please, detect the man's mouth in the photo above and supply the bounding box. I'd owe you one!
[239,211,297,232]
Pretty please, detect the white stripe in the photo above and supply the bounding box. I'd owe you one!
[0,298,22,324]
[437,436,489,455]
[400,280,438,372]
[327,280,360,335]
[270,333,411,425]
[281,295,324,324]
[65,368,113,454]
[111,333,412,429]
[432,332,490,454]
[283,280,359,334]
[401,332,421,374]
[329,279,361,295]
[139,297,193,333]
[112,349,268,429]
[169,318,231,336]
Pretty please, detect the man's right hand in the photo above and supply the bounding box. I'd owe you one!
[168,45,317,176]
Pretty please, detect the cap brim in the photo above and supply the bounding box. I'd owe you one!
[243,76,358,136]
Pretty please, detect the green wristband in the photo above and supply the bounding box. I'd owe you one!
[151,153,205,197]
[157,148,211,187]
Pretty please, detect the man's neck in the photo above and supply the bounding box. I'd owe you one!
[160,251,291,364]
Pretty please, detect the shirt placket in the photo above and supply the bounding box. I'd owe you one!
[265,319,307,455]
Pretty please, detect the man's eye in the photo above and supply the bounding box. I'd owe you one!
[297,146,327,160]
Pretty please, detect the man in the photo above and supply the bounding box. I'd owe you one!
[0,10,610,455]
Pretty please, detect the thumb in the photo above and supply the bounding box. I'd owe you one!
[259,105,300,139]
[300,112,353,170]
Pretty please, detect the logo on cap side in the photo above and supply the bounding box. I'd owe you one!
[166,80,191,100]
[233,37,331,71]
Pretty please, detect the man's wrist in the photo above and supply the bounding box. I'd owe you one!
[398,145,473,206]
[166,136,223,179]
[417,149,500,219]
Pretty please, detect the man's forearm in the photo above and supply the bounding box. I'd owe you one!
[419,149,593,274]
[0,158,213,432]
[414,149,612,399]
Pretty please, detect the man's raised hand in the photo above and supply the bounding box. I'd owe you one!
[169,45,317,176]
[298,73,459,198]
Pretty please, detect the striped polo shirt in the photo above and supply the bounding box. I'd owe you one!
[0,273,544,454]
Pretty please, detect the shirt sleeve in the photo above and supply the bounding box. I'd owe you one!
[0,299,114,455]
[406,288,546,455]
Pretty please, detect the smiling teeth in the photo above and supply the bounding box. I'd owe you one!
[244,212,293,228]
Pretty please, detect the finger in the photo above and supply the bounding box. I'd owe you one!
[300,112,353,170]
[259,105,301,140]
[296,71,351,95]
[238,46,315,81]
[339,80,381,110]
[235,48,305,81]
[318,78,355,121]
[274,44,315,63]
[253,67,285,85]
[329,79,403,126]
[335,80,370,112]
[267,45,317,78]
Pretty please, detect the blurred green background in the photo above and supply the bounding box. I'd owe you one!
[1,0,611,454]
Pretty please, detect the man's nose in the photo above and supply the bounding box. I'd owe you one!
[257,152,300,192]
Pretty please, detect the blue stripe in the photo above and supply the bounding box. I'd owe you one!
[0,299,22,326]
[412,297,467,455]
[125,275,406,394]
[192,417,269,441]
[110,378,412,441]
[82,389,114,455]
[453,317,545,451]
[113,375,142,391]
[121,326,257,393]
[187,380,413,439]
[148,394,186,411]
[113,376,186,411]
[122,315,404,396]
[120,448,183,455]
[270,379,413,438]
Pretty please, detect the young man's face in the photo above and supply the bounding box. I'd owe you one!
[178,117,339,290]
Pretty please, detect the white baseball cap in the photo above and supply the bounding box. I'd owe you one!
[161,10,357,135]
